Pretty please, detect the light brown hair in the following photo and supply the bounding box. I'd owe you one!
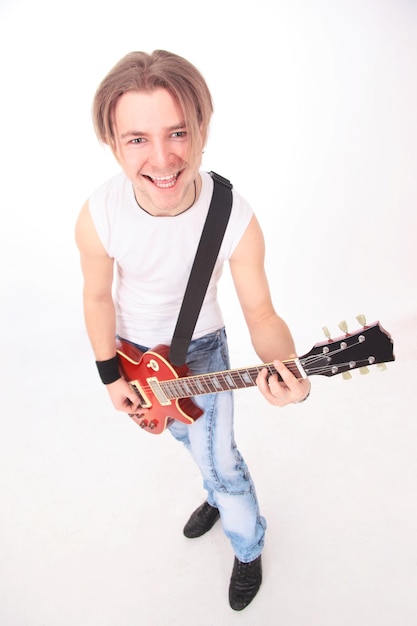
[92,50,213,164]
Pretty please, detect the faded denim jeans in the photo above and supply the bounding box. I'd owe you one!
[165,327,266,562]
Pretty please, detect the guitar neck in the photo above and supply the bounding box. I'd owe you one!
[117,320,394,435]
[157,320,395,400]
[160,358,304,400]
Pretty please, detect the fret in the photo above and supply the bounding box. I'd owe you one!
[209,374,223,390]
[234,369,254,387]
[164,378,184,399]
[223,373,236,388]
[181,380,194,396]
[189,377,210,395]
[239,370,256,386]
[196,376,215,394]
[195,376,206,393]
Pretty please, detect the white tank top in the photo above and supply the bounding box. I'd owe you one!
[88,170,253,347]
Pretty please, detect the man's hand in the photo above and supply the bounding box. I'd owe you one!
[105,377,149,416]
[256,358,311,407]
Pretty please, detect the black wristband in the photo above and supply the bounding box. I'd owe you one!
[95,356,121,385]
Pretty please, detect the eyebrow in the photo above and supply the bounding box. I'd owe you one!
[120,122,187,140]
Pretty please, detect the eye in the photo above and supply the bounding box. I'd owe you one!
[171,131,187,139]
[131,137,145,144]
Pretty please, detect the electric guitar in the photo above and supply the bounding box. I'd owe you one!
[116,319,395,435]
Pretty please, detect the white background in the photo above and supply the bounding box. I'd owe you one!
[0,1,416,625]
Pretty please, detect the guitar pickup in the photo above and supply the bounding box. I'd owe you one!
[147,377,172,406]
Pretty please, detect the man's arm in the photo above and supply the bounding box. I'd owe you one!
[75,201,117,359]
[75,201,143,414]
[229,215,310,406]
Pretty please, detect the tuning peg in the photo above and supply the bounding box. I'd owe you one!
[338,320,348,334]
[342,371,352,380]
[377,363,387,372]
[322,326,331,340]
[356,314,367,326]
[359,366,370,375]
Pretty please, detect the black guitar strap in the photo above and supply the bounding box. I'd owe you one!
[169,171,233,366]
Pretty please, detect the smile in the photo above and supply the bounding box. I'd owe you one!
[146,172,180,188]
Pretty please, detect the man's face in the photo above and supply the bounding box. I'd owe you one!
[112,88,202,216]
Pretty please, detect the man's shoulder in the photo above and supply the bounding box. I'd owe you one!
[93,170,127,195]
[89,171,131,210]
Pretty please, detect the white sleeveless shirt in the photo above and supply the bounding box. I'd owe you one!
[88,170,253,347]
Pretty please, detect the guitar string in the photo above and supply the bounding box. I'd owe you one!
[135,359,373,400]
[131,337,372,399]
[158,337,370,390]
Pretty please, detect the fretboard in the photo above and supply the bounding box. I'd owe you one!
[159,359,303,400]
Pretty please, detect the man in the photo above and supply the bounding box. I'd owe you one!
[75,50,310,611]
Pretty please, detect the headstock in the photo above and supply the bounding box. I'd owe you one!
[300,315,395,379]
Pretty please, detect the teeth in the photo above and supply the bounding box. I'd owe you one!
[151,174,176,181]
[148,173,178,189]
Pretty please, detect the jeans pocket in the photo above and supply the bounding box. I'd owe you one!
[186,328,229,374]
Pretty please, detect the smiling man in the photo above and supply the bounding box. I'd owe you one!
[75,50,310,611]
[112,89,200,216]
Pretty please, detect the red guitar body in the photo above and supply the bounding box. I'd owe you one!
[116,339,203,434]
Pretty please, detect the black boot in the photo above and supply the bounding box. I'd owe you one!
[229,555,262,611]
[183,501,220,538]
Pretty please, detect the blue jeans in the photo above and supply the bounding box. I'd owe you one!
[123,328,266,562]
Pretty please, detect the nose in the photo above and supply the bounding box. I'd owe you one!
[148,139,171,169]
